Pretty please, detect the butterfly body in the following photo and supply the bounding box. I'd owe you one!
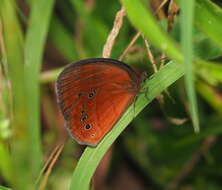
[56,58,142,146]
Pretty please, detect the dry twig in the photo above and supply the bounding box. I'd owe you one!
[119,0,170,62]
[118,32,141,61]
[102,7,125,58]
[37,142,65,190]
[156,0,170,14]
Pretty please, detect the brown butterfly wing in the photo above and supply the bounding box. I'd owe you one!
[56,58,141,146]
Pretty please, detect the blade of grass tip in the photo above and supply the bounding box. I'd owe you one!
[24,0,55,181]
[69,61,185,190]
[180,0,199,133]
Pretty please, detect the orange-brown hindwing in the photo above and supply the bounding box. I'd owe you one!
[56,58,141,146]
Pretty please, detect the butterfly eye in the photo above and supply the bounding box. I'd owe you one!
[80,115,87,122]
[84,124,91,130]
[88,91,95,99]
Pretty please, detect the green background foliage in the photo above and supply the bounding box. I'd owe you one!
[0,0,222,189]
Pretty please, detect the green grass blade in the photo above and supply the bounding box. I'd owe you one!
[69,61,185,190]
[195,0,222,48]
[69,0,108,57]
[180,0,199,132]
[49,16,79,61]
[121,0,183,63]
[24,0,55,179]
[0,0,31,188]
[0,0,26,125]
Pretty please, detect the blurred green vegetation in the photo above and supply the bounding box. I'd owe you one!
[0,0,222,190]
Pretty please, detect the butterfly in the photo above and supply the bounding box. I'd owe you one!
[56,58,143,146]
